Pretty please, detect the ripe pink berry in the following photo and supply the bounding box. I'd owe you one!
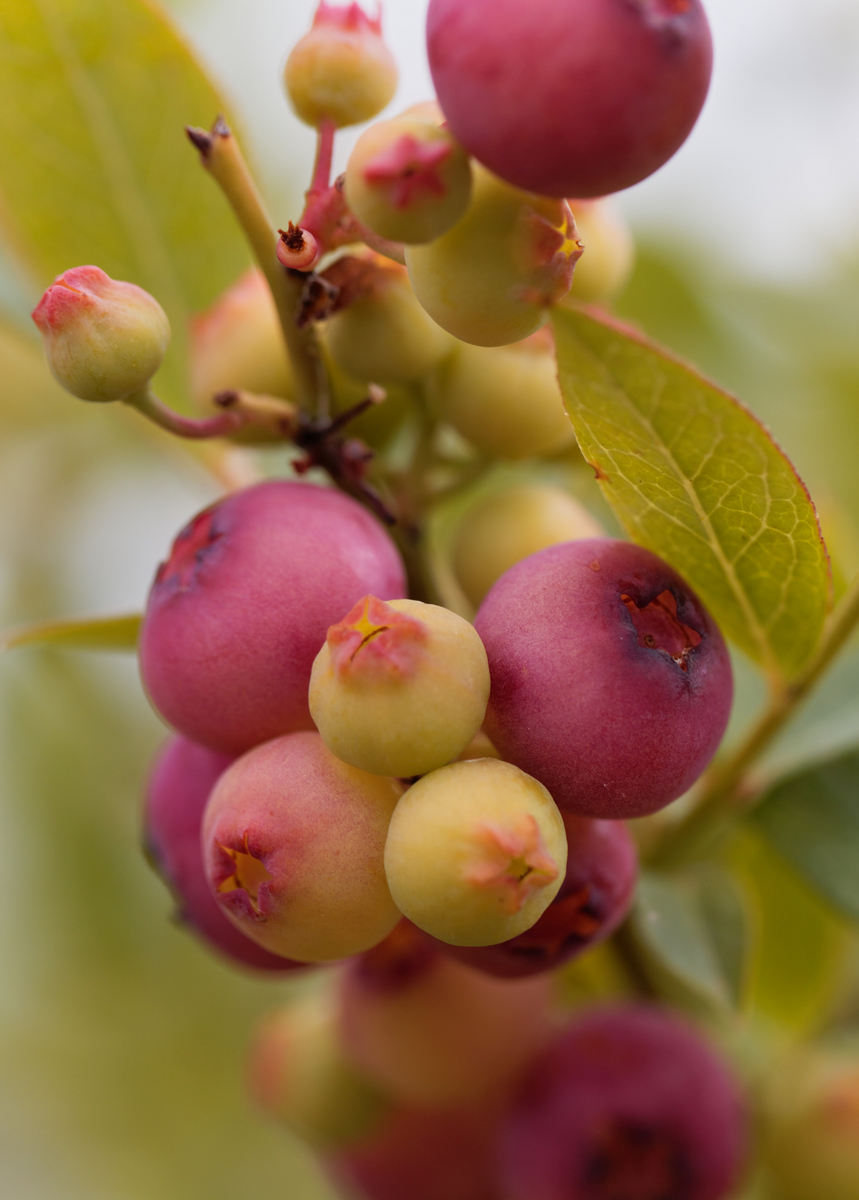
[202,731,403,963]
[139,481,406,755]
[426,0,713,199]
[328,1101,506,1200]
[337,920,553,1107]
[438,812,637,978]
[144,736,305,973]
[475,539,732,819]
[500,1006,746,1200]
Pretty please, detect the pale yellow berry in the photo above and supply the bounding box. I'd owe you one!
[405,164,582,347]
[384,758,567,947]
[429,329,575,459]
[284,3,398,130]
[566,197,635,304]
[326,260,454,386]
[309,596,490,778]
[453,484,603,607]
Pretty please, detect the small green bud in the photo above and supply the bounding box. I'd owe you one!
[31,265,170,403]
[284,2,398,130]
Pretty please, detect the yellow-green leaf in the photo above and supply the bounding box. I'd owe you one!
[552,304,830,680]
[0,0,250,407]
[1,613,141,653]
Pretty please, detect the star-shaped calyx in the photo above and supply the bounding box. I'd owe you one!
[465,814,560,915]
[217,833,273,916]
[327,595,428,680]
[363,133,453,210]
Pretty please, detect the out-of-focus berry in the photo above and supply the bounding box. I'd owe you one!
[566,198,635,304]
[31,265,170,402]
[248,993,388,1148]
[405,165,582,347]
[309,596,490,778]
[475,539,733,819]
[765,1055,859,1200]
[139,481,406,756]
[284,2,397,130]
[453,485,603,608]
[326,257,454,386]
[337,920,552,1107]
[327,352,413,450]
[190,269,293,406]
[144,736,306,973]
[427,0,713,199]
[438,813,637,978]
[500,1006,746,1200]
[327,1100,506,1200]
[202,731,403,963]
[384,758,567,947]
[345,116,472,244]
[430,329,575,459]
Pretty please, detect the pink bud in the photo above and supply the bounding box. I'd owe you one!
[31,266,170,403]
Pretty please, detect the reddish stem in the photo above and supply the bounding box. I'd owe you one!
[309,119,337,197]
[125,390,243,440]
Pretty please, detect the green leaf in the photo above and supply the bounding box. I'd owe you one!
[689,863,751,1008]
[552,304,830,680]
[627,871,731,1013]
[751,748,859,923]
[1,613,141,653]
[0,0,250,407]
[728,827,849,1034]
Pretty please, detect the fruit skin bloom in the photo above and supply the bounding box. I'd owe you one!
[31,265,170,402]
[309,596,490,778]
[384,757,567,947]
[139,481,406,756]
[475,538,733,820]
[202,732,403,963]
[427,0,713,199]
[144,736,305,973]
[500,1006,746,1200]
[284,1,397,129]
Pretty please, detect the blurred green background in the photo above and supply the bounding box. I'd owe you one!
[0,1,858,1197]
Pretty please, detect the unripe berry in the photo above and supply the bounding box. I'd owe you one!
[427,0,713,199]
[202,732,403,963]
[405,165,582,347]
[429,330,575,460]
[139,481,406,756]
[144,736,306,973]
[453,485,603,608]
[31,265,170,402]
[248,994,388,1148]
[438,812,637,979]
[384,758,567,947]
[566,198,635,304]
[189,268,293,406]
[310,596,490,778]
[327,351,414,449]
[765,1056,859,1200]
[345,116,472,244]
[284,2,398,130]
[326,258,454,386]
[338,923,553,1108]
[475,539,733,819]
[500,1006,746,1200]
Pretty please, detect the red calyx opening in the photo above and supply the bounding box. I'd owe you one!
[156,506,221,589]
[620,591,702,672]
[582,1120,691,1200]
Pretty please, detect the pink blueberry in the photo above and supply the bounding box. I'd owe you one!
[475,539,732,819]
[139,481,406,755]
[500,1005,747,1200]
[144,736,305,973]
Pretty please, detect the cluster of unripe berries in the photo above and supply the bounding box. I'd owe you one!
[25,0,758,1196]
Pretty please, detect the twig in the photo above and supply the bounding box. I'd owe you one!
[186,117,318,411]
